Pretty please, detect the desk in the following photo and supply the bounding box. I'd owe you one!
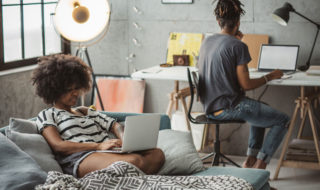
[132,66,320,178]
[132,66,198,138]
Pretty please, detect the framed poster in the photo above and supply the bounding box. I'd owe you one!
[162,0,193,4]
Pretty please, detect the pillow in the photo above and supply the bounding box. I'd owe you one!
[9,117,38,134]
[157,129,205,175]
[0,133,47,190]
[6,130,63,173]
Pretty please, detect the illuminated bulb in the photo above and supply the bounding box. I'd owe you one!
[72,2,90,23]
[54,0,110,42]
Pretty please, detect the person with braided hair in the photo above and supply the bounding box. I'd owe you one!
[198,0,290,170]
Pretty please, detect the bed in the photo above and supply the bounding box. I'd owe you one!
[0,112,270,190]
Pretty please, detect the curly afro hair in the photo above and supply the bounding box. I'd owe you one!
[214,0,245,30]
[32,54,92,105]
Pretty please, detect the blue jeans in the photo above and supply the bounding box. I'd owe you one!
[207,97,290,163]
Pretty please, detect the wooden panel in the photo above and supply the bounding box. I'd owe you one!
[242,34,269,69]
[95,78,145,113]
[282,160,320,170]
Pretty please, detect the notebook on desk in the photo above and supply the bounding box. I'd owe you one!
[257,44,299,74]
[97,114,161,153]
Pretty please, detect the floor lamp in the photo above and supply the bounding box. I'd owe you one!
[53,0,112,110]
[272,2,320,71]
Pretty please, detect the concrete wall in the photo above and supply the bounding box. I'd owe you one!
[0,70,47,127]
[1,0,319,157]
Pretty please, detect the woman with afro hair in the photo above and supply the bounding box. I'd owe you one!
[32,54,164,178]
[198,0,290,170]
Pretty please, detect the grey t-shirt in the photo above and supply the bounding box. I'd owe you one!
[198,34,251,114]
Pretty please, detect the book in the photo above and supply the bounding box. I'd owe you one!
[306,65,320,76]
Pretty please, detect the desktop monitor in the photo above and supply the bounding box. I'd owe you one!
[258,44,299,72]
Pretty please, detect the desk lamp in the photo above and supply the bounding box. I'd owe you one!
[272,2,320,71]
[54,0,112,109]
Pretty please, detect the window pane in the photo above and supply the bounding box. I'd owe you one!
[24,5,43,59]
[23,0,41,3]
[3,6,22,62]
[2,0,20,5]
[44,3,61,55]
[44,0,58,3]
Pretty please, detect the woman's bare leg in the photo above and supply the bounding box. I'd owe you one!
[78,148,165,178]
[135,148,165,174]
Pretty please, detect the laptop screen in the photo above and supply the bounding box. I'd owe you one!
[258,44,299,71]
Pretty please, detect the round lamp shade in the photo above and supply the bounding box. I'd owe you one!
[272,13,288,26]
[54,0,110,42]
[272,2,294,26]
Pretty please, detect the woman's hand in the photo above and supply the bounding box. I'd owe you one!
[235,30,243,40]
[111,122,124,141]
[96,139,122,150]
[75,106,89,115]
[267,69,283,80]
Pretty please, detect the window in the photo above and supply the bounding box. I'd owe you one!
[0,0,70,71]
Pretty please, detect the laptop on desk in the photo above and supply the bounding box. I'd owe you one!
[97,114,161,153]
[257,44,299,74]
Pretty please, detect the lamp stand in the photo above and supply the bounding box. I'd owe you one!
[291,9,320,71]
[298,26,319,71]
[75,47,105,110]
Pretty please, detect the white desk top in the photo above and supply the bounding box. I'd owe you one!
[132,66,197,81]
[249,69,320,86]
[131,66,320,87]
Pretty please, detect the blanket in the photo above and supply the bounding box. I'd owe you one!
[36,161,253,190]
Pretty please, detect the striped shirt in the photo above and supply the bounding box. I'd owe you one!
[36,107,116,143]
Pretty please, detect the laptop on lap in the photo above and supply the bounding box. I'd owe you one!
[257,44,299,74]
[98,114,161,153]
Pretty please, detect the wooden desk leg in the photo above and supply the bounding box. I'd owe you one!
[273,101,300,180]
[300,87,305,118]
[166,92,175,118]
[166,81,180,117]
[307,103,320,164]
[174,81,179,111]
[297,108,308,139]
[201,124,209,150]
[180,96,192,131]
[315,87,318,108]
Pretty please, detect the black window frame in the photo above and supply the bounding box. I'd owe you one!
[0,0,70,71]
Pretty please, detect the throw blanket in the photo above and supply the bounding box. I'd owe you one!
[36,161,253,190]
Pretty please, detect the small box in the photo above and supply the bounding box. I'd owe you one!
[173,55,190,66]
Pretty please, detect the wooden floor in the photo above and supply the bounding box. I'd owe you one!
[200,154,320,190]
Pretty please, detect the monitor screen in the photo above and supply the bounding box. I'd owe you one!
[258,45,299,71]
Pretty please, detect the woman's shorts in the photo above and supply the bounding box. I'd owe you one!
[55,150,95,178]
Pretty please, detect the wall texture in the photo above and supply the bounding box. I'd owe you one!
[0,70,47,127]
[1,0,319,157]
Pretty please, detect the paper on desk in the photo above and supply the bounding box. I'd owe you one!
[306,66,320,76]
[273,75,292,83]
[141,67,162,74]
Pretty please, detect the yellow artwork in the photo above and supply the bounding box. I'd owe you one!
[166,32,204,67]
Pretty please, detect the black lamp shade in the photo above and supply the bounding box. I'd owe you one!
[272,2,320,71]
[272,2,294,26]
